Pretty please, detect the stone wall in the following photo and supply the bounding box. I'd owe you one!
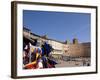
[63,43,91,57]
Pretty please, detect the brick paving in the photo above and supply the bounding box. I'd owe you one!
[54,57,90,67]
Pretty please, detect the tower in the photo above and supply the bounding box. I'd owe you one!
[42,35,48,39]
[73,38,78,44]
[65,40,69,44]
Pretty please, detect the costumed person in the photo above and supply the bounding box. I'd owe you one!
[24,45,43,69]
[41,42,57,68]
[23,42,30,65]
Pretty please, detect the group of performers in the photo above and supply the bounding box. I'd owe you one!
[23,37,57,69]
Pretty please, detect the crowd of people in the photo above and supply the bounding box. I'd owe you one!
[23,37,57,69]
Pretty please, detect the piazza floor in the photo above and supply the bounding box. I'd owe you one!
[53,57,91,67]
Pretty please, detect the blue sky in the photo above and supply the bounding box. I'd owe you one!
[23,10,91,43]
